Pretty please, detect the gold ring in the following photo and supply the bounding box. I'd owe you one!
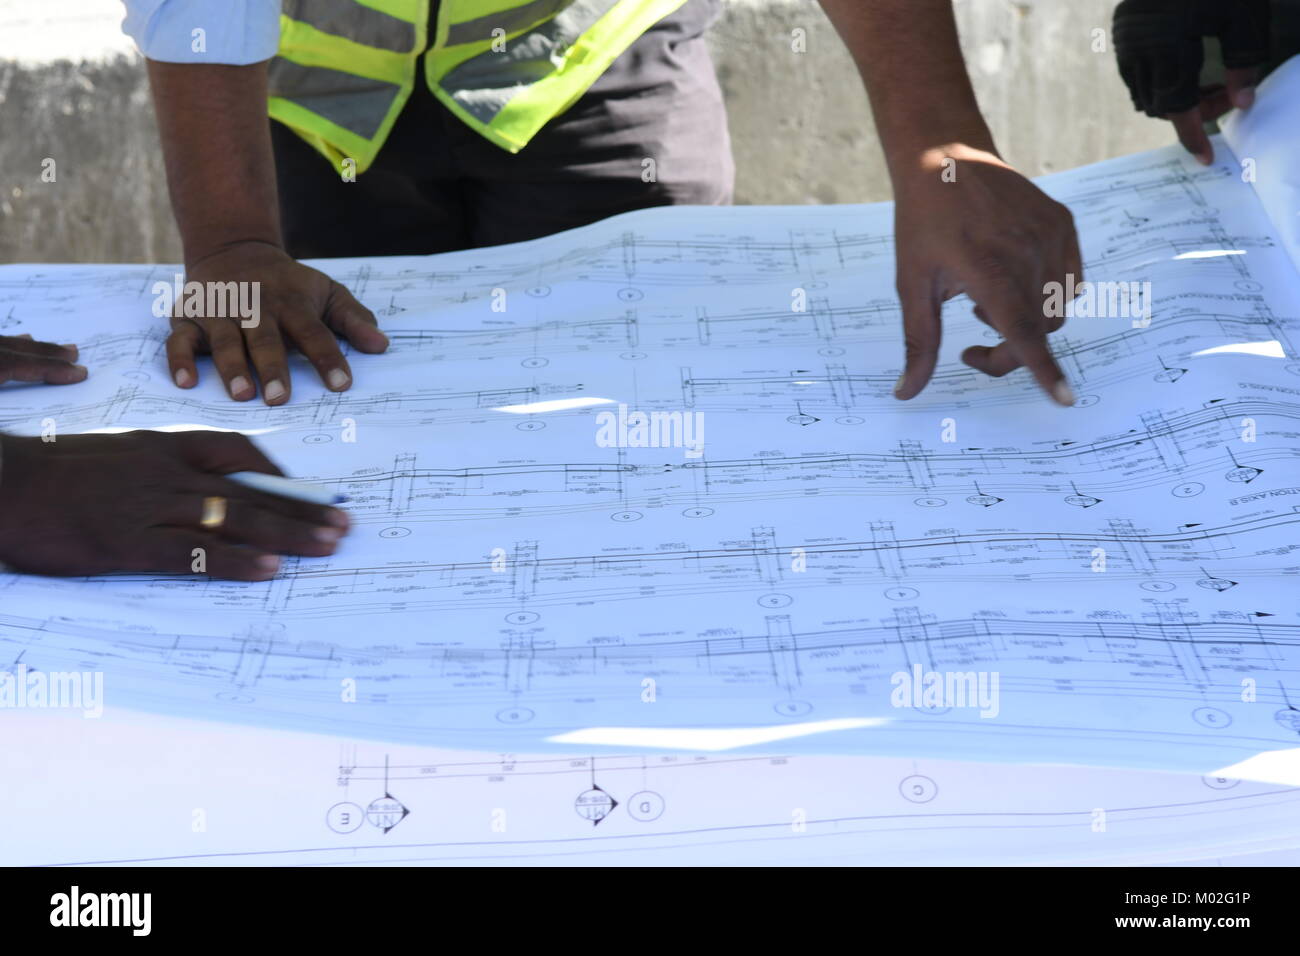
[200,496,228,531]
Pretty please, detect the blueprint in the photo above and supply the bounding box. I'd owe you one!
[7,708,1300,867]
[2,61,1300,779]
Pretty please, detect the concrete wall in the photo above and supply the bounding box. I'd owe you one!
[0,0,1177,264]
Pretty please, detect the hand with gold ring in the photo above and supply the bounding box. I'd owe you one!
[0,430,350,580]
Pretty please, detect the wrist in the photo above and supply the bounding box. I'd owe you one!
[882,116,999,173]
[891,141,1007,196]
[184,236,286,272]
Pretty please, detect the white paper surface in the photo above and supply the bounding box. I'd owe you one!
[2,64,1300,796]
[1222,53,1300,278]
[6,709,1300,867]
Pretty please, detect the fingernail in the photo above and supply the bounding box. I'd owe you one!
[326,368,350,390]
[314,527,342,544]
[1197,152,1213,166]
[893,373,907,397]
[174,367,192,388]
[1235,87,1255,109]
[69,364,88,380]
[1052,381,1076,407]
[264,380,287,403]
[256,554,281,574]
[16,333,32,340]
[230,376,252,399]
[325,508,350,529]
[59,343,78,358]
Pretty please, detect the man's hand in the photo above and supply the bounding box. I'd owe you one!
[820,0,1081,404]
[1113,0,1271,164]
[893,145,1080,405]
[0,431,349,579]
[0,335,87,386]
[146,60,388,404]
[168,241,388,404]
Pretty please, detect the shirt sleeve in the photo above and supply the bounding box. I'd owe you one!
[119,0,282,65]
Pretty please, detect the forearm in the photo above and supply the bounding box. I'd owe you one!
[146,60,282,267]
[820,0,999,183]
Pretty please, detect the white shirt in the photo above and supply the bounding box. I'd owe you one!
[120,0,281,64]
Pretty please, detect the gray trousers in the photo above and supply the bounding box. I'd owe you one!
[273,0,734,257]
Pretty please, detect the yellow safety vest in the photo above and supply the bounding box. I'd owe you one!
[268,0,687,174]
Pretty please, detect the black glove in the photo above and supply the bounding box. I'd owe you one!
[1113,0,1271,118]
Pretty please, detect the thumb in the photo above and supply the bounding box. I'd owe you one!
[325,282,389,354]
[1168,107,1214,164]
[1224,66,1261,110]
[176,431,285,477]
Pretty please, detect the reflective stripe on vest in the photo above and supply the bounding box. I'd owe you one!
[428,0,687,152]
[270,59,403,139]
[268,0,425,175]
[286,0,419,52]
[443,0,574,47]
[437,0,621,125]
[268,0,687,173]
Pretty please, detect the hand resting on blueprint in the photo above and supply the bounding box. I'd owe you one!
[166,241,390,406]
[0,334,88,386]
[0,431,350,580]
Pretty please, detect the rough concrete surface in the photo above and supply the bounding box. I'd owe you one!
[1,0,1178,263]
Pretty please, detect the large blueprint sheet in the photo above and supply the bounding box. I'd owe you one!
[7,709,1300,867]
[2,64,1300,779]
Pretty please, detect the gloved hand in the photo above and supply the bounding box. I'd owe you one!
[1113,0,1271,163]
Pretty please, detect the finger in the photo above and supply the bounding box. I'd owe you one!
[0,347,88,385]
[893,275,941,400]
[165,320,203,389]
[167,432,351,529]
[1005,319,1073,405]
[222,501,344,555]
[968,305,1027,371]
[1051,224,1085,335]
[961,342,1021,378]
[1063,226,1084,291]
[204,318,257,401]
[242,312,292,405]
[1198,87,1233,123]
[0,337,78,361]
[125,528,282,581]
[323,282,389,354]
[158,494,343,556]
[282,304,353,392]
[1167,108,1214,165]
[1224,66,1260,110]
[968,276,1074,406]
